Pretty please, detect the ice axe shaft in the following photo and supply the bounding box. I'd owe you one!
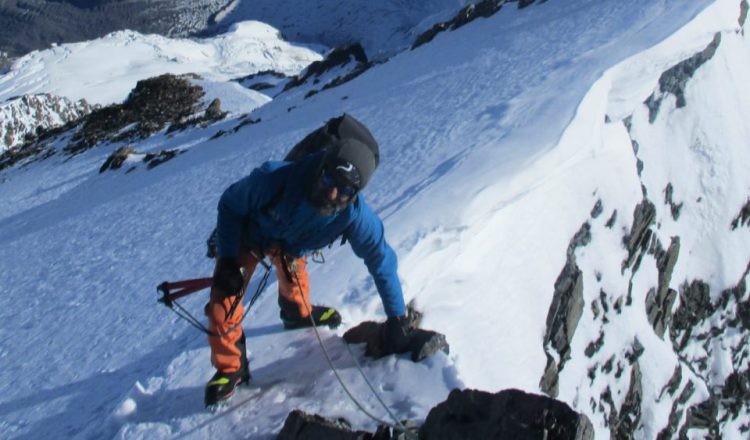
[157,277,213,307]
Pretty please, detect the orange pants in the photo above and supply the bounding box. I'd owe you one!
[206,248,310,373]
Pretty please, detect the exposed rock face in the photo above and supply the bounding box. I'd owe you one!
[539,11,750,436]
[645,33,722,123]
[731,199,750,230]
[0,73,221,173]
[277,389,593,440]
[1,93,94,152]
[412,0,506,49]
[277,410,394,440]
[99,146,183,173]
[646,237,680,338]
[621,198,656,272]
[609,358,642,439]
[67,73,215,155]
[282,44,372,99]
[540,221,590,396]
[421,388,594,440]
[343,321,449,362]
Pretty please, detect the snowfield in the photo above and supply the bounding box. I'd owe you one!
[1,0,749,439]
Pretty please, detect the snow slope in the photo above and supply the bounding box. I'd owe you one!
[1,0,749,439]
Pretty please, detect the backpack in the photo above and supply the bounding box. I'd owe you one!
[284,113,379,166]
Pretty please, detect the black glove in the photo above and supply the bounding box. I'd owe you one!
[212,257,244,297]
[381,315,412,355]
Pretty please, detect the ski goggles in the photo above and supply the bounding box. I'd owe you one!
[320,169,357,198]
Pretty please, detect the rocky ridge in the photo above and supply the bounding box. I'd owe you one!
[0,73,227,173]
[539,3,750,438]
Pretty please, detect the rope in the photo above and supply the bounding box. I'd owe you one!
[291,270,419,440]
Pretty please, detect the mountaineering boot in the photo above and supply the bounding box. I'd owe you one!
[205,332,251,407]
[280,305,342,329]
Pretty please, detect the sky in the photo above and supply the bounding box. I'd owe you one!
[1,0,749,439]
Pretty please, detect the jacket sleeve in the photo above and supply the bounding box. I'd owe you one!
[347,198,406,317]
[216,163,283,258]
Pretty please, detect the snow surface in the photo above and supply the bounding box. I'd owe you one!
[1,0,749,439]
[0,21,323,106]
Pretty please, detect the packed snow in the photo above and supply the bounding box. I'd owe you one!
[1,0,749,439]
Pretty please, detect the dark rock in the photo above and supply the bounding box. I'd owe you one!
[584,332,605,358]
[412,0,505,49]
[543,257,583,364]
[143,149,181,169]
[99,146,136,173]
[343,324,448,362]
[568,222,592,256]
[518,0,544,8]
[420,388,594,440]
[738,300,750,330]
[680,394,719,437]
[539,353,559,397]
[205,98,225,120]
[622,198,656,272]
[659,366,683,399]
[277,410,388,440]
[67,73,204,154]
[663,183,683,220]
[231,115,262,133]
[0,138,56,172]
[236,69,290,92]
[657,381,695,440]
[605,210,617,228]
[541,221,591,394]
[610,362,642,440]
[740,0,748,27]
[722,369,750,420]
[646,33,721,123]
[646,237,680,338]
[624,338,645,365]
[671,280,713,349]
[342,310,449,362]
[591,200,603,219]
[730,198,750,230]
[283,44,371,97]
[99,146,182,172]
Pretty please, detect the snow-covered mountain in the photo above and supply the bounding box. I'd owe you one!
[1,94,95,152]
[0,21,323,106]
[1,0,749,439]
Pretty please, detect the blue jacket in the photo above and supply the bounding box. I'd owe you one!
[216,153,405,317]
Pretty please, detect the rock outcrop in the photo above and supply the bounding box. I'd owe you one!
[67,73,211,154]
[282,44,372,99]
[277,388,593,440]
